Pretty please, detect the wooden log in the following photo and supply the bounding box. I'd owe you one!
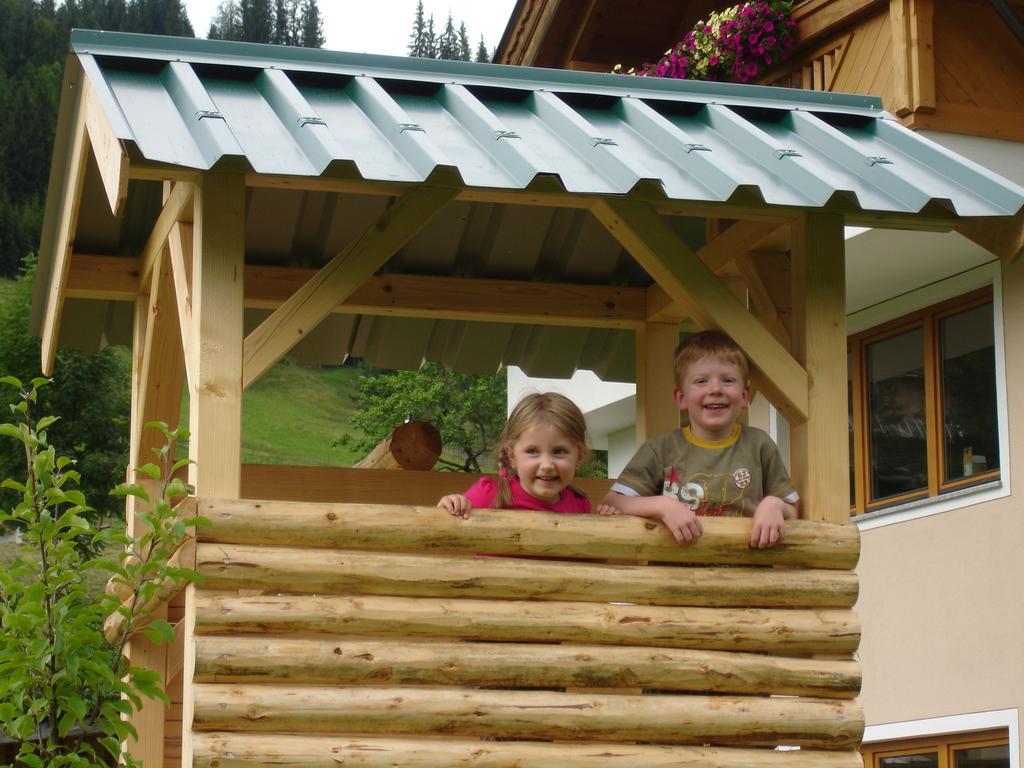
[194,636,861,698]
[194,593,859,655]
[198,498,860,569]
[191,684,864,749]
[195,543,858,608]
[353,421,442,471]
[193,732,867,768]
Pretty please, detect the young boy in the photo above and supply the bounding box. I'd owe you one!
[599,330,798,548]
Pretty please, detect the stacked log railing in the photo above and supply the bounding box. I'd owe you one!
[184,496,863,767]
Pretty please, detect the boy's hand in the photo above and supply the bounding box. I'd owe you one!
[750,496,786,548]
[595,502,620,516]
[438,494,472,518]
[657,497,703,544]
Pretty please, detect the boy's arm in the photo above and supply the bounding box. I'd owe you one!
[749,495,798,548]
[599,491,704,544]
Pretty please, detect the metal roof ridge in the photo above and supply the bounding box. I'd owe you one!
[69,28,886,117]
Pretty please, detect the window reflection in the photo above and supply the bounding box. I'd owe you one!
[941,303,998,483]
[867,328,927,501]
[955,744,1010,768]
[880,753,939,767]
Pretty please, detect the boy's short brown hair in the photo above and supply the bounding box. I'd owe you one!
[672,330,749,389]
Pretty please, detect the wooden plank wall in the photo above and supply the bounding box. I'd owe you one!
[186,496,864,767]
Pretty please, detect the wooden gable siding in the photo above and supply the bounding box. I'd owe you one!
[766,0,1024,142]
[909,0,1024,141]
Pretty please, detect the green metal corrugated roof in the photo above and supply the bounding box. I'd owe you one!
[69,29,1024,216]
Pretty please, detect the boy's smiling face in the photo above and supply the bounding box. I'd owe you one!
[674,354,750,442]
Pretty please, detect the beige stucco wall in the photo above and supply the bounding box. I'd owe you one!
[856,258,1024,736]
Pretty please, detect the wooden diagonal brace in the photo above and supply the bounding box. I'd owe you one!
[242,185,460,389]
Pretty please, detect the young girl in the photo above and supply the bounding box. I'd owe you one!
[438,392,591,518]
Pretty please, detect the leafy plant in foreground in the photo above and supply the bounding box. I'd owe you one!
[0,376,205,767]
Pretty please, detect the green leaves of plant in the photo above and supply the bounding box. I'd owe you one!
[0,379,202,764]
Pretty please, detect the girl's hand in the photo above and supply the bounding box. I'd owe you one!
[595,502,621,516]
[438,494,472,518]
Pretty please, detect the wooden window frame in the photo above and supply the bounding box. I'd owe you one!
[848,287,999,516]
[862,728,1009,768]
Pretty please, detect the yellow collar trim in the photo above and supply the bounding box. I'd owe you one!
[683,423,741,449]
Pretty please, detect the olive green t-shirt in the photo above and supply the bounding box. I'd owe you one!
[610,423,798,517]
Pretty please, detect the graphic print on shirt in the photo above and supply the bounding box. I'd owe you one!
[661,464,753,516]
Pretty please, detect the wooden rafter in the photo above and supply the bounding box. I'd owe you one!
[591,198,809,424]
[40,81,90,376]
[242,185,460,389]
[82,77,128,216]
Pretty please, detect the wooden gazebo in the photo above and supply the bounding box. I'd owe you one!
[32,30,1024,767]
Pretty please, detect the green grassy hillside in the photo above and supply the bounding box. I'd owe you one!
[241,360,366,466]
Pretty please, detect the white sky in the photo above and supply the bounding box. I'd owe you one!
[183,0,518,58]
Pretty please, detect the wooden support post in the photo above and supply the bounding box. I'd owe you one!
[634,322,680,446]
[123,182,188,766]
[183,172,246,768]
[790,213,849,522]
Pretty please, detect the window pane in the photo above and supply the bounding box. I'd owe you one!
[881,753,939,767]
[867,328,927,501]
[941,302,999,483]
[955,744,1009,768]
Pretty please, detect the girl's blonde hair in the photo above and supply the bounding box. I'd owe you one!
[494,392,590,508]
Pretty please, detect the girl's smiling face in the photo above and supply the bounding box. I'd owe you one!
[508,421,582,503]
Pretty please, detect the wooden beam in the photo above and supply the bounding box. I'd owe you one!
[167,221,195,388]
[734,250,792,349]
[139,181,194,289]
[184,173,245,768]
[635,322,680,445]
[82,78,128,216]
[189,173,245,498]
[40,82,90,376]
[242,186,457,389]
[123,604,167,766]
[789,213,850,522]
[955,209,1024,262]
[908,0,935,112]
[591,199,809,423]
[67,254,649,329]
[698,220,784,273]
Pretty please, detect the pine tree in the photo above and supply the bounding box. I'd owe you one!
[407,0,427,57]
[437,12,457,60]
[272,0,289,44]
[240,0,273,43]
[298,0,324,48]
[208,0,242,40]
[423,13,437,58]
[457,21,471,61]
[475,35,490,63]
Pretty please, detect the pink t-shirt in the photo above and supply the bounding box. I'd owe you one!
[464,475,591,514]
